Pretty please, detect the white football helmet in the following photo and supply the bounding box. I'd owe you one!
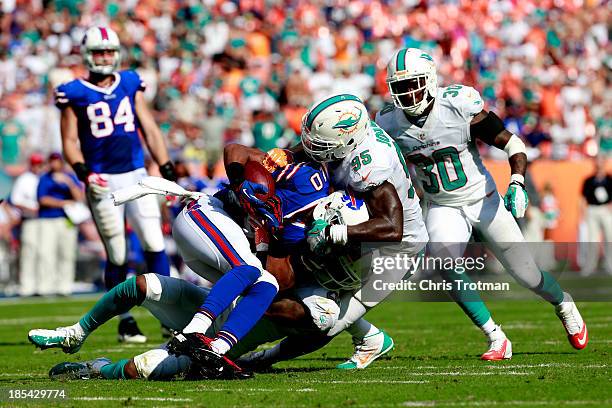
[386,48,437,116]
[81,26,121,75]
[308,190,370,291]
[312,190,369,227]
[301,94,369,162]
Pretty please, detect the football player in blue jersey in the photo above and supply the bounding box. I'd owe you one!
[56,26,177,343]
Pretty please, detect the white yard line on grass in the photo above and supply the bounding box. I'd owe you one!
[185,388,315,393]
[0,373,47,377]
[73,397,192,402]
[307,379,428,384]
[367,368,535,376]
[0,315,82,325]
[400,400,612,407]
[0,295,100,306]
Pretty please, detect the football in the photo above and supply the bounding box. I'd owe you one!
[244,160,276,199]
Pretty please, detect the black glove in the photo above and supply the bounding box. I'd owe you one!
[159,161,177,182]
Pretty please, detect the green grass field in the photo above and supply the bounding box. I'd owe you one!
[0,296,610,407]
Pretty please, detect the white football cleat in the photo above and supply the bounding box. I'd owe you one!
[337,330,394,369]
[555,293,588,350]
[49,358,111,380]
[481,326,512,361]
[28,325,86,354]
[117,317,147,344]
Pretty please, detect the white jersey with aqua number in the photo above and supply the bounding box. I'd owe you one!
[375,85,497,207]
[328,122,428,246]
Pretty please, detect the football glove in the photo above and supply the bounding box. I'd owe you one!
[238,181,283,229]
[159,161,177,182]
[86,173,110,200]
[307,219,331,255]
[504,177,529,218]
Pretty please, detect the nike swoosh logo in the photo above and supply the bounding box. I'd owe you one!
[361,170,372,181]
[575,324,588,346]
[357,351,376,366]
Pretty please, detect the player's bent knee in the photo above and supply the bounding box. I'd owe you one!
[133,349,188,380]
[301,294,340,332]
[123,359,139,379]
[143,273,163,302]
[232,264,264,286]
[256,270,279,292]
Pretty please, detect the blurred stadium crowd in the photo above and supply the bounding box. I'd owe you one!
[0,0,610,294]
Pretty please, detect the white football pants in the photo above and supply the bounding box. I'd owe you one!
[88,168,165,265]
[426,192,542,289]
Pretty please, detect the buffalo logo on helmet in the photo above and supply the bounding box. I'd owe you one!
[340,191,364,211]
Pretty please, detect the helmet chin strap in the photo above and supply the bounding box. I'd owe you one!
[403,94,435,127]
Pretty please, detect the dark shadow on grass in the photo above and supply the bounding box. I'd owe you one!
[0,340,32,346]
[255,366,331,374]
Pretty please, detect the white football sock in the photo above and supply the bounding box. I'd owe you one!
[210,338,231,355]
[182,312,213,334]
[347,319,378,342]
[480,317,497,337]
[69,322,86,339]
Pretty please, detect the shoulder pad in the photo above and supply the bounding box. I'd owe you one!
[440,85,483,121]
[54,80,80,109]
[120,70,146,92]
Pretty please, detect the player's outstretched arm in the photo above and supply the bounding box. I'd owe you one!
[471,110,529,218]
[134,91,175,180]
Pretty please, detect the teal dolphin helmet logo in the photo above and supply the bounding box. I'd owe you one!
[332,110,363,132]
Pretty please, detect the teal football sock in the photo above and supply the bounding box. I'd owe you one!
[100,359,129,380]
[79,276,143,335]
[533,271,564,305]
[442,269,492,327]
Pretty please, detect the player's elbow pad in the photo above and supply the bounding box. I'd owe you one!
[503,134,526,158]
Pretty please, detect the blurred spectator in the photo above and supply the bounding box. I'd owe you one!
[36,153,84,295]
[540,183,560,241]
[0,200,19,284]
[10,153,44,296]
[0,0,608,167]
[251,110,295,152]
[0,109,25,166]
[579,157,612,276]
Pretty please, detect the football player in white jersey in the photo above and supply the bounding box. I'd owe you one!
[300,94,429,368]
[375,48,588,359]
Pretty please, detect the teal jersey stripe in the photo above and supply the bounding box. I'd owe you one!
[396,49,407,71]
[305,94,361,129]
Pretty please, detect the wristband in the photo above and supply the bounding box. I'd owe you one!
[72,162,90,183]
[510,174,525,186]
[159,161,177,182]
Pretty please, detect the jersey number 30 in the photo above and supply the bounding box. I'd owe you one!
[86,96,135,138]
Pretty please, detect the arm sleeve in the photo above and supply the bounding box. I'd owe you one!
[54,84,70,110]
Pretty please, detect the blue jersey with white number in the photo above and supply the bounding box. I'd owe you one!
[55,70,146,174]
[272,161,330,245]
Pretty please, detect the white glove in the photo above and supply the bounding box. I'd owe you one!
[86,173,110,200]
